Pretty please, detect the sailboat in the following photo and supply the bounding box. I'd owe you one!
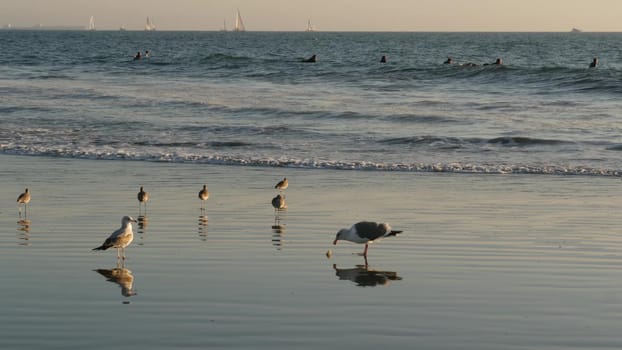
[305,19,315,32]
[233,9,245,32]
[220,19,227,32]
[87,16,96,31]
[145,17,156,31]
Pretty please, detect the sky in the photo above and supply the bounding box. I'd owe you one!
[2,0,622,32]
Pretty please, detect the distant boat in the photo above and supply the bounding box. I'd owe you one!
[233,9,245,32]
[87,16,95,31]
[145,17,156,31]
[220,19,227,32]
[305,19,316,32]
[119,26,126,31]
[571,27,582,33]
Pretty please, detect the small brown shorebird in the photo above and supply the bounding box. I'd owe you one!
[271,194,286,212]
[274,178,288,192]
[17,188,31,217]
[198,184,209,210]
[137,186,149,215]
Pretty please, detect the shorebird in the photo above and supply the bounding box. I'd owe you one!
[17,188,31,217]
[274,178,288,192]
[137,186,149,214]
[333,221,402,257]
[198,184,209,210]
[93,216,137,261]
[271,194,286,211]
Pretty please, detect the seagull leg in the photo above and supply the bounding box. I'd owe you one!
[363,244,369,257]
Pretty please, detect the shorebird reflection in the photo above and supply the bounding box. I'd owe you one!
[17,219,31,246]
[271,193,287,247]
[332,263,402,287]
[94,264,138,297]
[198,213,208,241]
[137,215,148,245]
[271,223,286,250]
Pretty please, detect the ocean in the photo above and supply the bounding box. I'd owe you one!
[2,31,622,350]
[1,30,621,175]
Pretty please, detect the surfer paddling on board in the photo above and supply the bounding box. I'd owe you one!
[302,54,317,63]
[589,57,598,68]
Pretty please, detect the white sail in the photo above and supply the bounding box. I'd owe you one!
[234,9,245,32]
[306,19,315,32]
[221,19,227,32]
[87,16,95,31]
[145,17,156,31]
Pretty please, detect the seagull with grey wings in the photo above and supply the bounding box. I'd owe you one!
[333,221,402,257]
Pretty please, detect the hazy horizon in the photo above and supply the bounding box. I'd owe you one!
[2,0,622,32]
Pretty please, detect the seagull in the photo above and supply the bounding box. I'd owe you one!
[137,186,149,214]
[93,216,137,261]
[275,178,288,192]
[333,221,402,257]
[271,194,286,211]
[17,188,31,216]
[198,184,209,210]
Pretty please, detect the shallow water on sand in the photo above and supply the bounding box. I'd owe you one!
[1,154,622,349]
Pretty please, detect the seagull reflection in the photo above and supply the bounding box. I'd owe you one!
[94,264,138,297]
[198,213,208,241]
[137,215,148,245]
[17,219,31,246]
[332,263,402,287]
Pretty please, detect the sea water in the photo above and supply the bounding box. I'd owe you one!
[1,31,621,176]
[2,31,622,350]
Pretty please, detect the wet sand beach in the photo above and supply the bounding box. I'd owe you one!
[1,154,622,349]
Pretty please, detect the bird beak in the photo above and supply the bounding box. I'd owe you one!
[333,239,338,245]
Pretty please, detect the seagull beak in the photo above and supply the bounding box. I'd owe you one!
[333,239,338,245]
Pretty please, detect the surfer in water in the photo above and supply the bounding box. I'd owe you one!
[380,55,387,63]
[589,57,598,68]
[133,51,141,60]
[144,50,150,58]
[444,57,453,64]
[303,54,317,63]
[484,58,503,66]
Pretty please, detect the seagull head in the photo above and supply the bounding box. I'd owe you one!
[122,216,138,225]
[333,229,348,245]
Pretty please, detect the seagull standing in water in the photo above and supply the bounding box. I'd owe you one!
[275,178,288,193]
[93,216,137,261]
[137,186,149,215]
[198,184,209,210]
[333,221,402,257]
[17,188,31,217]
